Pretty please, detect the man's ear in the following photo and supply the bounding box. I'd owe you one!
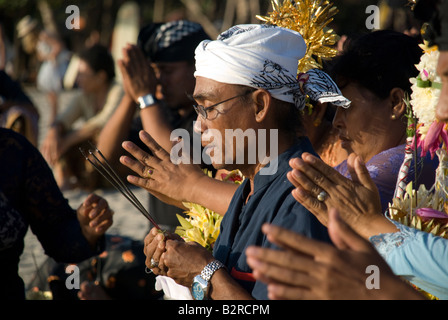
[389,87,406,119]
[252,89,272,123]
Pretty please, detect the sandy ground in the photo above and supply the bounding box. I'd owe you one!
[18,87,152,289]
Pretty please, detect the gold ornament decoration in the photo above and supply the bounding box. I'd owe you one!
[257,0,340,73]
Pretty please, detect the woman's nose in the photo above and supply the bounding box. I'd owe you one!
[332,107,344,130]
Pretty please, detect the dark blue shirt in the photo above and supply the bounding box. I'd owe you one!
[213,137,331,300]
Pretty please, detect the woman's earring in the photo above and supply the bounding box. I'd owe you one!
[391,114,397,120]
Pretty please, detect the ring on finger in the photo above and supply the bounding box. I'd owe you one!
[145,266,153,274]
[150,258,159,268]
[317,190,327,202]
[146,168,154,179]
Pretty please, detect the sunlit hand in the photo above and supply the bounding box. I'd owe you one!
[246,208,424,300]
[161,240,215,287]
[287,152,386,238]
[119,130,208,208]
[143,227,183,275]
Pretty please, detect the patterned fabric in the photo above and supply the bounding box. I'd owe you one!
[195,24,350,110]
[137,20,210,62]
[304,69,350,108]
[0,128,103,299]
[155,20,204,49]
[0,191,27,252]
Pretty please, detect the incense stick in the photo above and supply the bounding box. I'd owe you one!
[80,144,161,230]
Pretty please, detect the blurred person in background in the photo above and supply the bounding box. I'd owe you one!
[97,20,212,231]
[40,44,123,191]
[0,69,39,146]
[16,15,71,124]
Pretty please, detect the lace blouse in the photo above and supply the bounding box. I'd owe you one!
[0,128,103,299]
[371,219,448,299]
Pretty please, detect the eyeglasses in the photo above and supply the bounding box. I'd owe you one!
[193,91,253,120]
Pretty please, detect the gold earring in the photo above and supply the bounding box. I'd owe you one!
[391,114,396,120]
[313,118,322,127]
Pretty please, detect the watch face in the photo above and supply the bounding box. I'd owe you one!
[192,282,205,300]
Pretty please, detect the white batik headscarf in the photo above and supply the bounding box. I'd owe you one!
[194,24,350,110]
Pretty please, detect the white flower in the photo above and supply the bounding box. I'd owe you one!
[410,83,441,137]
[410,50,441,129]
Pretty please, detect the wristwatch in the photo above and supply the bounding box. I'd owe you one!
[137,94,158,109]
[191,260,226,300]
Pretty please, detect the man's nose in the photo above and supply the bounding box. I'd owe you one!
[193,117,207,135]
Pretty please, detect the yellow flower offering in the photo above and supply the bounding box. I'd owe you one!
[175,170,244,251]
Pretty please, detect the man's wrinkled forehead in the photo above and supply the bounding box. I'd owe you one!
[193,77,230,101]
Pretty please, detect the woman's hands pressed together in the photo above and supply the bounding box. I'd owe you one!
[286,152,397,239]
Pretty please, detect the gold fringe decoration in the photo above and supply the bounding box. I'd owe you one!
[257,0,340,73]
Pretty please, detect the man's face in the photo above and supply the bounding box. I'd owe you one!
[152,61,196,110]
[192,76,257,171]
[77,59,104,93]
[436,51,448,122]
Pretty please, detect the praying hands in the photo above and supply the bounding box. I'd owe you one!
[286,152,398,239]
[246,208,424,300]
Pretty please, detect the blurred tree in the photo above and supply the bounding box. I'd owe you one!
[0,0,274,47]
[1,0,377,81]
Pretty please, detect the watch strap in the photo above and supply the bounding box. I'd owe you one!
[137,94,158,109]
[201,260,226,282]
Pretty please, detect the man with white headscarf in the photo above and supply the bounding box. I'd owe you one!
[131,24,349,300]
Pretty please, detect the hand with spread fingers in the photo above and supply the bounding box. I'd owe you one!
[119,130,238,215]
[246,208,425,300]
[119,130,207,209]
[287,152,397,239]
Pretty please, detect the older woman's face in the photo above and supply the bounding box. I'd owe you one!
[332,83,393,162]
